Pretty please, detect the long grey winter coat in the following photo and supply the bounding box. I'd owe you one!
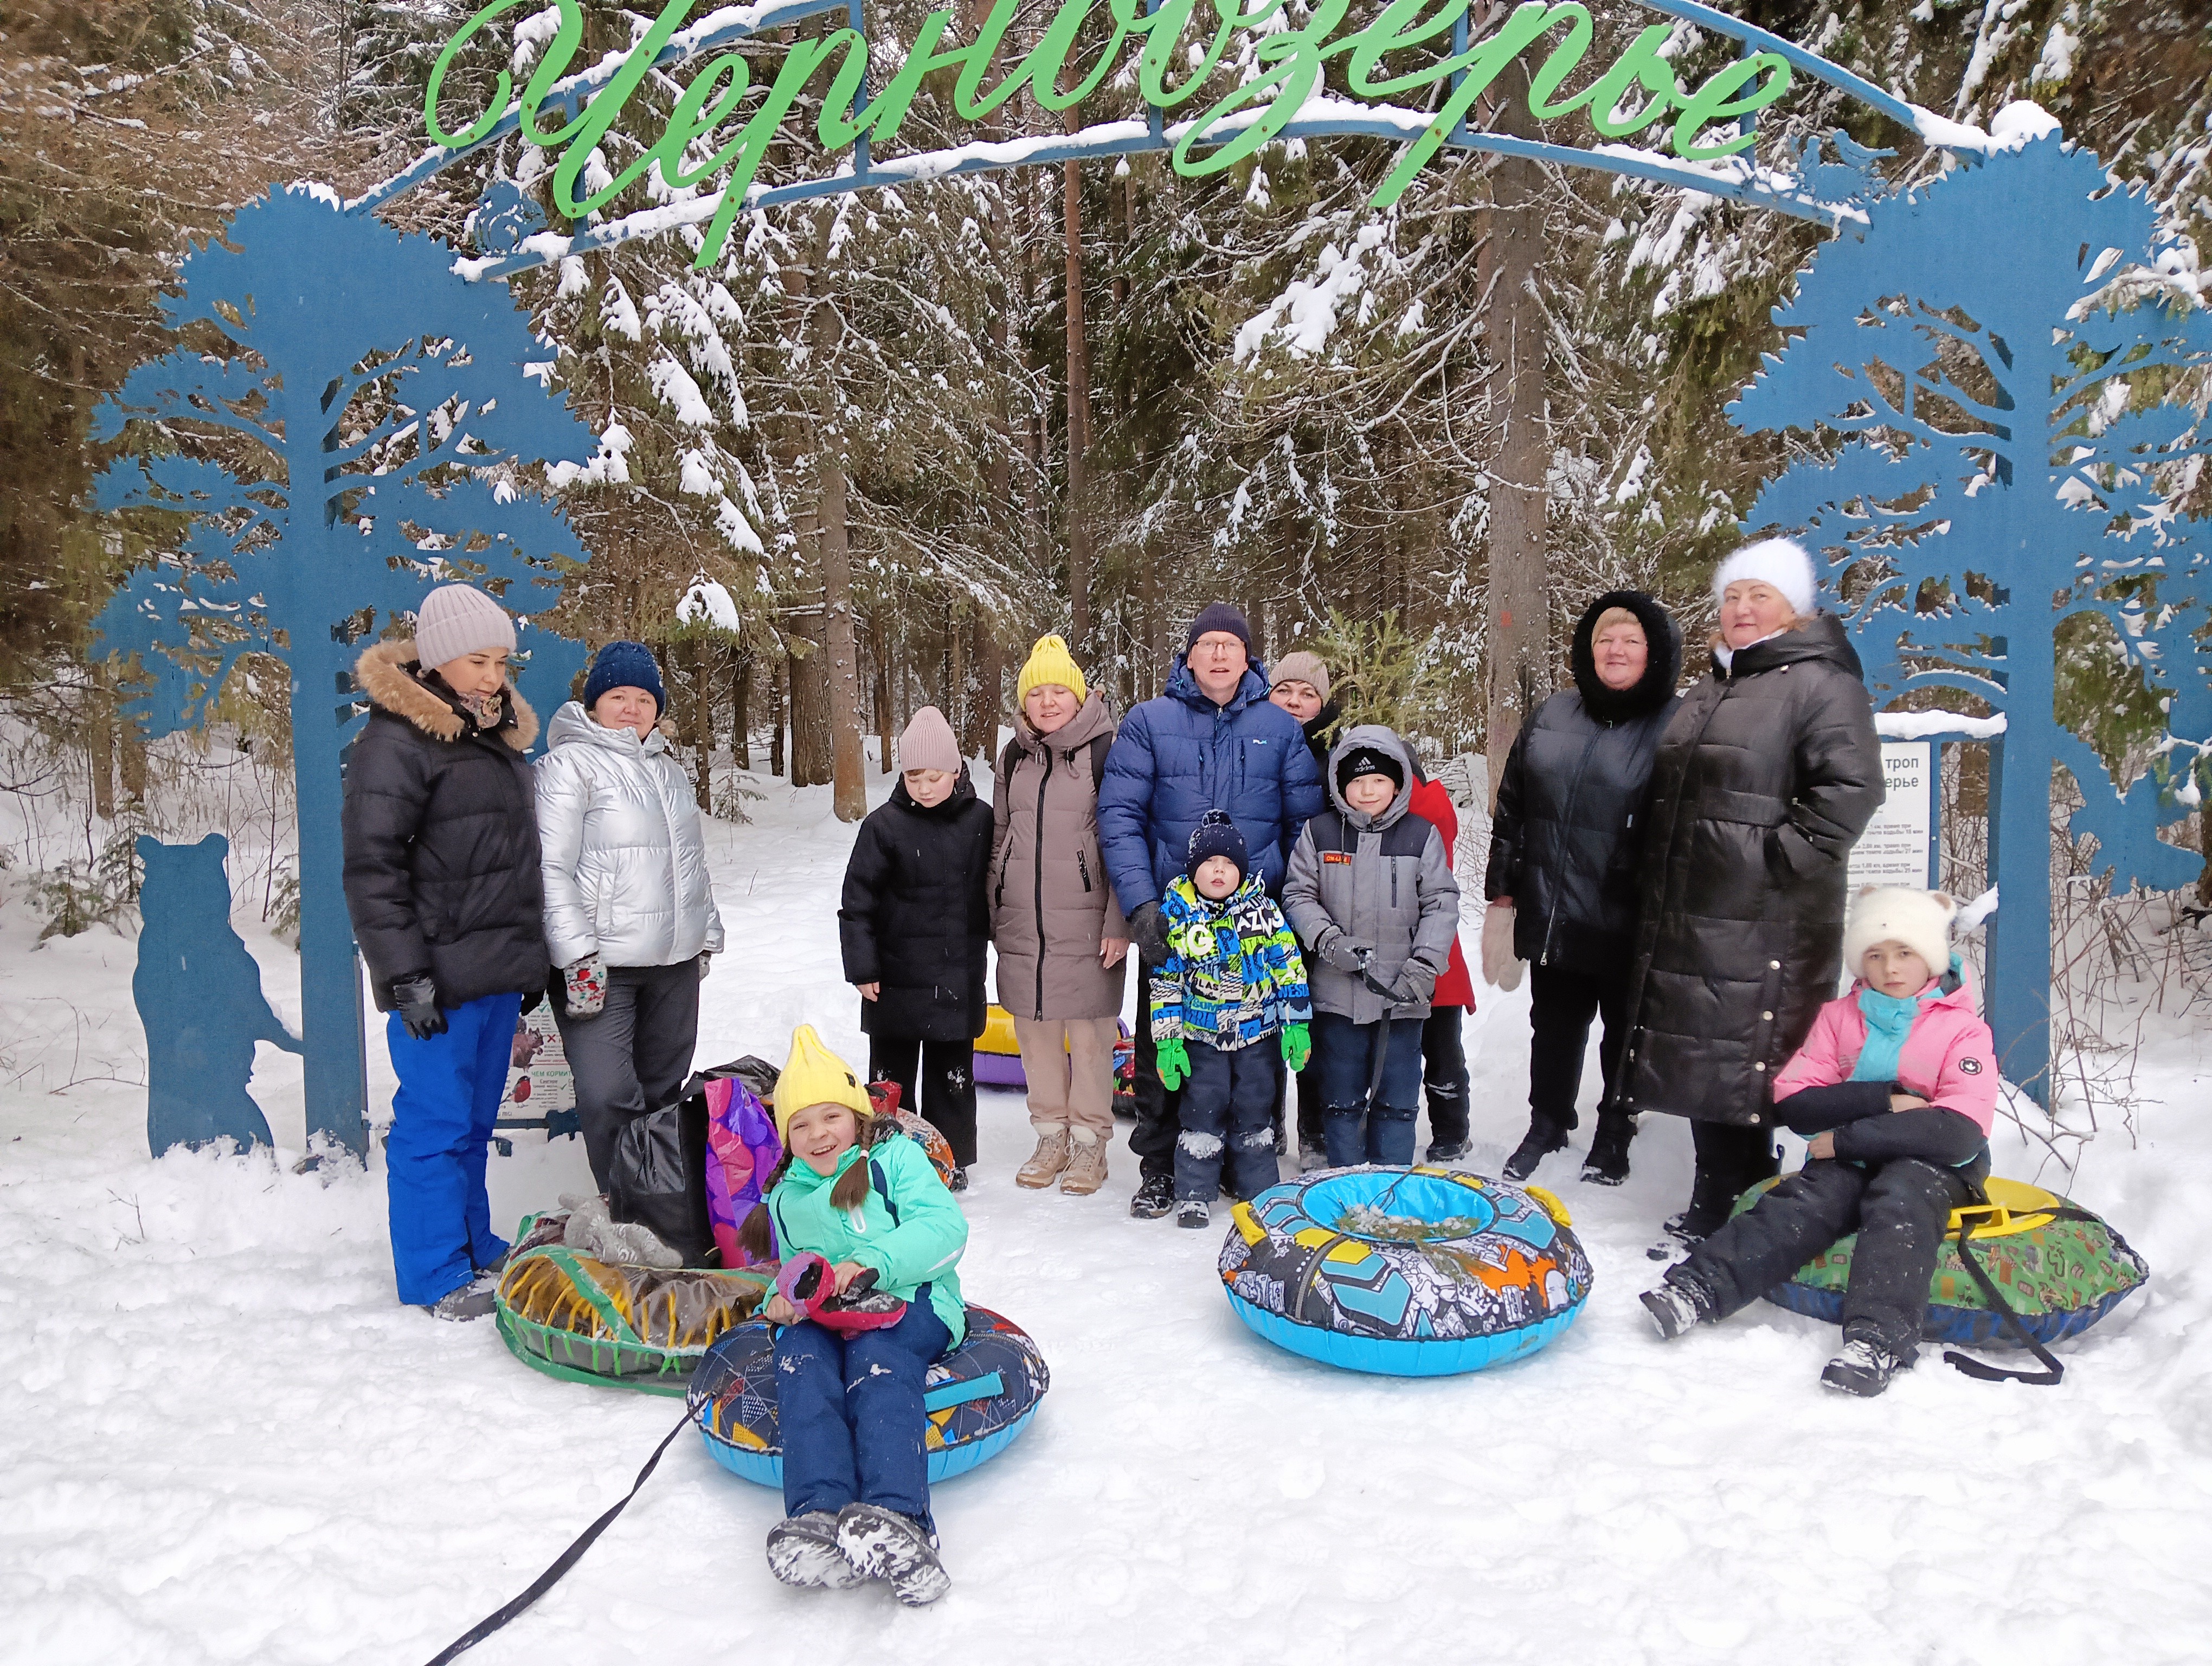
[1612,613,1882,1127]
[991,694,1129,1022]
[535,701,724,970]
[1283,726,1462,1024]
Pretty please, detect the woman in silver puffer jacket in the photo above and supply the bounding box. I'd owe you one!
[536,640,724,1191]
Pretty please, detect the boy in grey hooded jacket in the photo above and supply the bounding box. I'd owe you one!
[1282,726,1462,1167]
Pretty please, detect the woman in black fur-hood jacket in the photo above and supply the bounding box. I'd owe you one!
[340,585,547,1323]
[1485,590,1680,1189]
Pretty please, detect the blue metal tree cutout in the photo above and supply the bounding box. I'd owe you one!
[1733,134,2212,1101]
[136,835,303,1156]
[93,184,595,1154]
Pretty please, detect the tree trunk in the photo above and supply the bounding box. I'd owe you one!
[1140,529,1159,701]
[790,625,832,786]
[872,619,894,774]
[948,614,968,755]
[1062,116,1093,653]
[972,616,1000,760]
[816,453,869,819]
[685,632,712,810]
[731,652,751,770]
[770,652,787,778]
[88,662,115,821]
[1479,69,1550,812]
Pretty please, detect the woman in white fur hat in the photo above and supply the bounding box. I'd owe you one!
[1607,537,1884,1241]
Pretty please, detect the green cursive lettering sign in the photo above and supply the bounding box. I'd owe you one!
[425,0,1791,268]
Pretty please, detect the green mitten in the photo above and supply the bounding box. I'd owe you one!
[1279,1021,1311,1073]
[1156,1036,1191,1091]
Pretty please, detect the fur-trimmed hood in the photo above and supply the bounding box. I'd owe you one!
[1570,589,1681,723]
[355,638,537,751]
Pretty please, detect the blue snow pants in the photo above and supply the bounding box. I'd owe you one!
[775,1293,955,1529]
[1315,1013,1424,1168]
[1175,1038,1282,1202]
[385,990,520,1306]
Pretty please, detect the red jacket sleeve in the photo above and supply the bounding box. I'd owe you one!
[1406,778,1475,1009]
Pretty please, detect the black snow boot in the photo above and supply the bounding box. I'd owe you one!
[836,1503,950,1606]
[1639,1278,1713,1341]
[1664,1167,1739,1244]
[1129,1172,1175,1219]
[1503,1116,1569,1182]
[1821,1335,1911,1398]
[766,1510,865,1590]
[1580,1112,1636,1187]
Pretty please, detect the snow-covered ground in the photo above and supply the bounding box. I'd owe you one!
[3,766,2208,1666]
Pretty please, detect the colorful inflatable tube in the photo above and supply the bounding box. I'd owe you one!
[495,1212,775,1395]
[1739,1175,2149,1347]
[690,1306,1049,1485]
[1220,1167,1593,1377]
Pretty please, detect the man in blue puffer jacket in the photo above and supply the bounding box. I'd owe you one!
[1099,603,1325,1218]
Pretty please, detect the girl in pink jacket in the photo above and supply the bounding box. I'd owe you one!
[1638,887,1996,1397]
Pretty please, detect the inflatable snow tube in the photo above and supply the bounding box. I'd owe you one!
[1738,1175,2150,1347]
[689,1306,1049,1486]
[1220,1167,1593,1377]
[494,1213,775,1395]
[973,1004,1135,1112]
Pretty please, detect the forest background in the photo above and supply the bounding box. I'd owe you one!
[3,0,2210,890]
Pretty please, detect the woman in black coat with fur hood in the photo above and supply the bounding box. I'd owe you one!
[342,584,546,1323]
[1486,590,1682,1187]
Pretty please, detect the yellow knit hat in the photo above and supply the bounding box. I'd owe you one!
[1016,634,1087,707]
[774,1024,871,1141]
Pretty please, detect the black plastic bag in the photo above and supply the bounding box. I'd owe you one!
[607,1095,713,1267]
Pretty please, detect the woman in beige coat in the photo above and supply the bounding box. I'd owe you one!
[992,635,1130,1195]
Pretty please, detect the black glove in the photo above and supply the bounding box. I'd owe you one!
[390,972,446,1041]
[1129,901,1169,963]
[1391,960,1440,1006]
[1322,933,1372,972]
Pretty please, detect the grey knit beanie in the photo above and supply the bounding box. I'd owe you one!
[1270,650,1332,702]
[413,585,516,670]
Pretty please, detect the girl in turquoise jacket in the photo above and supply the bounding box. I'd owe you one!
[737,1026,968,1605]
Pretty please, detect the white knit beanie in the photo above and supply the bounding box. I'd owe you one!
[413,584,516,671]
[1712,537,1817,618]
[1841,887,1958,983]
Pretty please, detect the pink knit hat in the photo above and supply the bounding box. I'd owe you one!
[897,705,962,774]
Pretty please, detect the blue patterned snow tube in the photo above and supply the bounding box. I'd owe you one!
[687,1306,1049,1486]
[1219,1167,1593,1377]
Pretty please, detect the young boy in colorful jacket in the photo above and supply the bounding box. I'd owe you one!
[1639,887,1997,1397]
[1152,811,1311,1228]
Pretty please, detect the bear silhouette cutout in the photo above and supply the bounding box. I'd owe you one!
[135,835,303,1156]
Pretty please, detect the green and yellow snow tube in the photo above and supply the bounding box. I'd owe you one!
[1739,1175,2147,1348]
[494,1212,774,1395]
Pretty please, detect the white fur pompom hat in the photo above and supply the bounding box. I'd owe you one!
[1842,886,1958,981]
[1712,536,1817,618]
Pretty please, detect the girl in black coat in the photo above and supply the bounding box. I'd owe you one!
[840,706,995,1183]
[341,585,546,1321]
[1486,591,1681,1186]
[1611,539,1883,1240]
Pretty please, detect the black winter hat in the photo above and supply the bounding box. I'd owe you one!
[1336,746,1404,794]
[1184,603,1254,655]
[1186,810,1248,879]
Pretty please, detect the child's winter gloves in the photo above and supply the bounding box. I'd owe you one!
[1129,901,1169,964]
[1156,1036,1191,1091]
[564,953,608,1017]
[1280,1022,1311,1072]
[1320,933,1371,972]
[774,1252,908,1334]
[390,972,446,1040]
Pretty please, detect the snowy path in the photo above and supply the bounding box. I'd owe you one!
[2,772,2208,1665]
